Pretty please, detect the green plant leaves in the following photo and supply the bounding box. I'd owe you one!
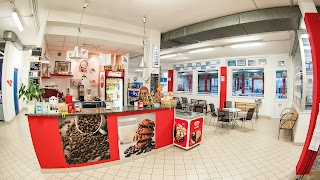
[18,82,46,103]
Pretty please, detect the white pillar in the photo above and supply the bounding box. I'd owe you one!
[298,0,317,29]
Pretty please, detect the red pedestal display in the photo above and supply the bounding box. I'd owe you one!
[174,111,204,150]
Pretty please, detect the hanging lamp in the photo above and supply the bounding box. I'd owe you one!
[139,17,148,68]
[70,1,88,59]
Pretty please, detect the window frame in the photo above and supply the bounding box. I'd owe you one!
[176,71,193,94]
[231,68,265,98]
[197,69,219,96]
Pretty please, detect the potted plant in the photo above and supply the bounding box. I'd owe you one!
[19,82,45,114]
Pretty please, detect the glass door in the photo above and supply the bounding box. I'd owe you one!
[106,78,123,108]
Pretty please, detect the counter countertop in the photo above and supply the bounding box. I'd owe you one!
[26,106,173,117]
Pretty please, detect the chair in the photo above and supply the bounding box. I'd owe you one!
[181,97,190,111]
[173,97,182,109]
[278,106,299,141]
[216,108,230,133]
[224,101,232,108]
[238,108,255,132]
[208,103,217,126]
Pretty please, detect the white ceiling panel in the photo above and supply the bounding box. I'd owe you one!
[64,36,86,44]
[47,41,64,47]
[45,35,65,42]
[47,46,63,51]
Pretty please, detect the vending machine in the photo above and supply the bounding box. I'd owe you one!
[105,71,124,109]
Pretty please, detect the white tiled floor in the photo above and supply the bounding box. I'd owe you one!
[0,111,302,180]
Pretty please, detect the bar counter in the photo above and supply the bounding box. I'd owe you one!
[27,106,174,171]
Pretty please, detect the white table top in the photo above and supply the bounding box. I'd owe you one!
[222,108,241,112]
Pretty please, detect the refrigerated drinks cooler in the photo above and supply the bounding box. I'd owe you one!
[174,110,204,150]
[105,71,124,108]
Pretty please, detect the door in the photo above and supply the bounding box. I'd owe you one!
[14,68,19,115]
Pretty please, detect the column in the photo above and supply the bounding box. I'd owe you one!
[296,0,319,176]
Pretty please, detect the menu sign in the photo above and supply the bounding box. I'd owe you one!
[153,44,160,67]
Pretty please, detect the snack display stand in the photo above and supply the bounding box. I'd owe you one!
[174,110,204,150]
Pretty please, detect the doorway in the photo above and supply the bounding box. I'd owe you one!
[14,68,19,115]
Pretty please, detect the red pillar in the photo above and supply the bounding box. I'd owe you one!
[282,78,286,96]
[219,67,227,109]
[241,74,245,94]
[168,70,173,92]
[188,75,192,91]
[262,73,264,94]
[204,75,208,92]
[237,78,240,90]
[296,13,320,175]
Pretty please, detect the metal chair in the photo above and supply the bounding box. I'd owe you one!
[224,101,232,108]
[216,108,230,133]
[173,97,182,109]
[278,106,298,141]
[181,97,190,111]
[208,103,217,126]
[238,108,255,132]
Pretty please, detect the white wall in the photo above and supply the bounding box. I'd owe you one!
[172,54,293,117]
[43,51,100,99]
[2,42,31,122]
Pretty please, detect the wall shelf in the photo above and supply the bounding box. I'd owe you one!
[50,73,73,77]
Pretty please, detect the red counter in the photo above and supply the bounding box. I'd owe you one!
[27,107,174,170]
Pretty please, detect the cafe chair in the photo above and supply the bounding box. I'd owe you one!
[181,97,190,111]
[208,103,217,126]
[237,108,255,132]
[174,97,183,109]
[224,101,232,108]
[216,108,230,133]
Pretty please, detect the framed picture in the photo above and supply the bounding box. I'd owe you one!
[227,60,236,66]
[70,79,82,88]
[55,61,71,74]
[237,59,246,66]
[278,61,285,67]
[248,60,257,66]
[258,59,267,65]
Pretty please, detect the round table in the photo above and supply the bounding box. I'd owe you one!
[222,108,241,127]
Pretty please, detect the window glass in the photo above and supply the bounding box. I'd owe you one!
[232,69,264,97]
[276,70,288,99]
[177,71,192,93]
[198,70,218,95]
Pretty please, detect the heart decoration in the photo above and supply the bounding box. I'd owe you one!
[7,80,12,87]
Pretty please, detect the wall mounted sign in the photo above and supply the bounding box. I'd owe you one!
[152,44,160,67]
[237,59,246,66]
[221,76,225,82]
[192,66,196,69]
[258,59,267,65]
[196,63,201,67]
[188,63,192,67]
[211,65,216,69]
[31,48,42,56]
[105,71,125,78]
[248,60,257,66]
[206,62,210,66]
[278,61,285,67]
[227,60,236,66]
[201,65,206,70]
[180,64,184,68]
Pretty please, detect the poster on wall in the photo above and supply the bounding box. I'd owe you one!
[196,63,201,67]
[189,118,203,148]
[258,59,267,65]
[152,44,160,67]
[227,60,236,66]
[58,115,110,165]
[118,113,156,159]
[237,59,246,66]
[278,61,285,67]
[248,60,257,66]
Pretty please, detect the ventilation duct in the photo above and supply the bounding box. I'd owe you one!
[161,6,301,49]
[3,31,25,50]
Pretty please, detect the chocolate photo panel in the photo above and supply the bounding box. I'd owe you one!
[117,113,156,159]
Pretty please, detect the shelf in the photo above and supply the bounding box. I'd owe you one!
[50,73,73,77]
[41,76,50,79]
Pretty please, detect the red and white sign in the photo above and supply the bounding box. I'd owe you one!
[106,71,124,78]
[189,118,203,147]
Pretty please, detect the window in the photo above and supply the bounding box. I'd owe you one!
[232,68,264,97]
[198,70,218,95]
[276,70,288,99]
[177,71,192,93]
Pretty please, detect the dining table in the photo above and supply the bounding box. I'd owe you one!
[222,108,241,128]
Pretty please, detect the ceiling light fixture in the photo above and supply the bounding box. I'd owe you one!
[12,11,24,31]
[139,17,148,68]
[160,54,177,59]
[230,42,262,48]
[301,34,309,39]
[70,1,88,59]
[188,47,214,54]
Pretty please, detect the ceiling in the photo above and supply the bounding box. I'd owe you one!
[160,31,294,63]
[42,0,320,33]
[45,34,142,55]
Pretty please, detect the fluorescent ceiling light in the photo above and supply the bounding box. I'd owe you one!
[12,11,24,31]
[230,42,262,48]
[0,51,4,56]
[160,54,177,59]
[188,47,214,54]
[301,34,309,39]
[135,69,143,72]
